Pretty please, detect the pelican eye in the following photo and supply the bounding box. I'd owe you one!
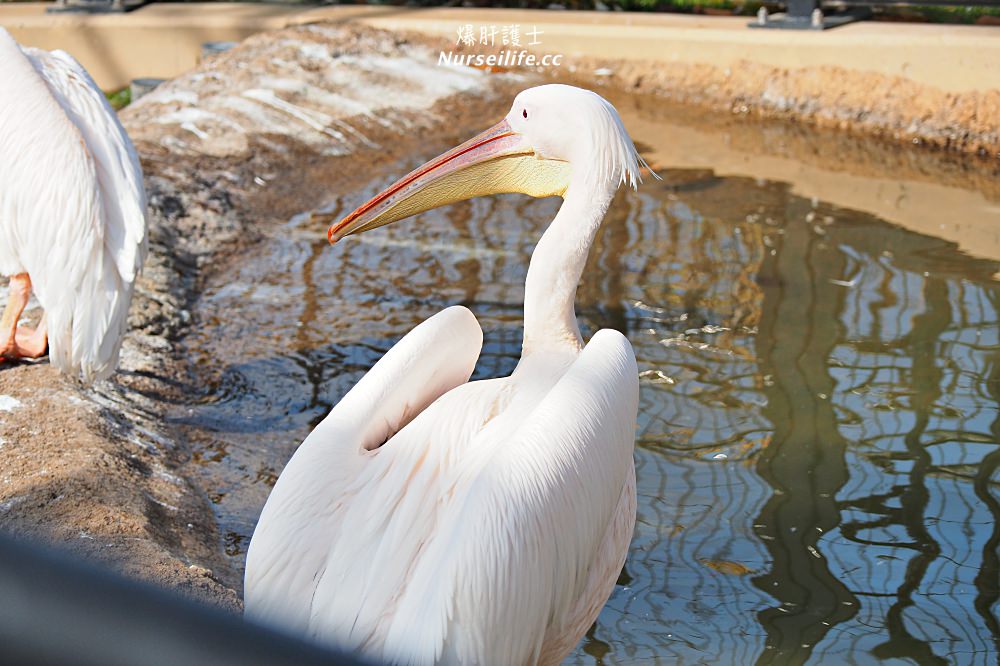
[522,109,528,119]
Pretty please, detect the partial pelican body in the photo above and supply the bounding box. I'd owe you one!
[0,29,147,382]
[246,85,652,665]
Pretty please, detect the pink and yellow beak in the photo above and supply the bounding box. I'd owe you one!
[328,119,571,243]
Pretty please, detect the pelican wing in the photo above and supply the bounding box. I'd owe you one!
[0,29,147,381]
[245,306,485,635]
[379,328,639,666]
[246,321,638,666]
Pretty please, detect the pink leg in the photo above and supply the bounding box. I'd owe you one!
[0,274,31,360]
[1,274,47,361]
[14,313,47,358]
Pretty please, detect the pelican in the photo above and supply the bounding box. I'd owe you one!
[0,29,147,382]
[246,84,651,665]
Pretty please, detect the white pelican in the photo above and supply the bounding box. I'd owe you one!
[0,29,147,382]
[246,84,651,665]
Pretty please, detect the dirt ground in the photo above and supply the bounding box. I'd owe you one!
[0,19,996,618]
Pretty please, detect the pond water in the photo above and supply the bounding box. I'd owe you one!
[175,93,1000,665]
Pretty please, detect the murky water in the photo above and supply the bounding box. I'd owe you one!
[176,96,1000,665]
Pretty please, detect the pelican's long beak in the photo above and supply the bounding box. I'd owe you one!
[328,119,571,243]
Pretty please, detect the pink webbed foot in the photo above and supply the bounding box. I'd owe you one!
[13,321,48,359]
[0,274,46,364]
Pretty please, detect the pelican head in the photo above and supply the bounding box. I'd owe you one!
[328,84,646,243]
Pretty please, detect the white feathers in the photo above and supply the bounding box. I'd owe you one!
[245,85,646,666]
[507,84,655,191]
[0,29,148,382]
[245,307,486,642]
[580,88,651,190]
[245,312,638,666]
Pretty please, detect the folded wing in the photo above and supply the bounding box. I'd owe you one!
[245,306,484,639]
[247,320,638,666]
[381,329,639,665]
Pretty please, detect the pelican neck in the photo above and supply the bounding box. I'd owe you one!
[520,171,618,358]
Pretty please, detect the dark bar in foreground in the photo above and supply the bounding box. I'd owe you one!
[0,533,375,666]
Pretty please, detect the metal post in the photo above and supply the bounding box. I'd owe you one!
[749,0,871,30]
[46,0,145,14]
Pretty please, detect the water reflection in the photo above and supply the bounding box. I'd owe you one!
[175,115,1000,664]
[751,196,858,665]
